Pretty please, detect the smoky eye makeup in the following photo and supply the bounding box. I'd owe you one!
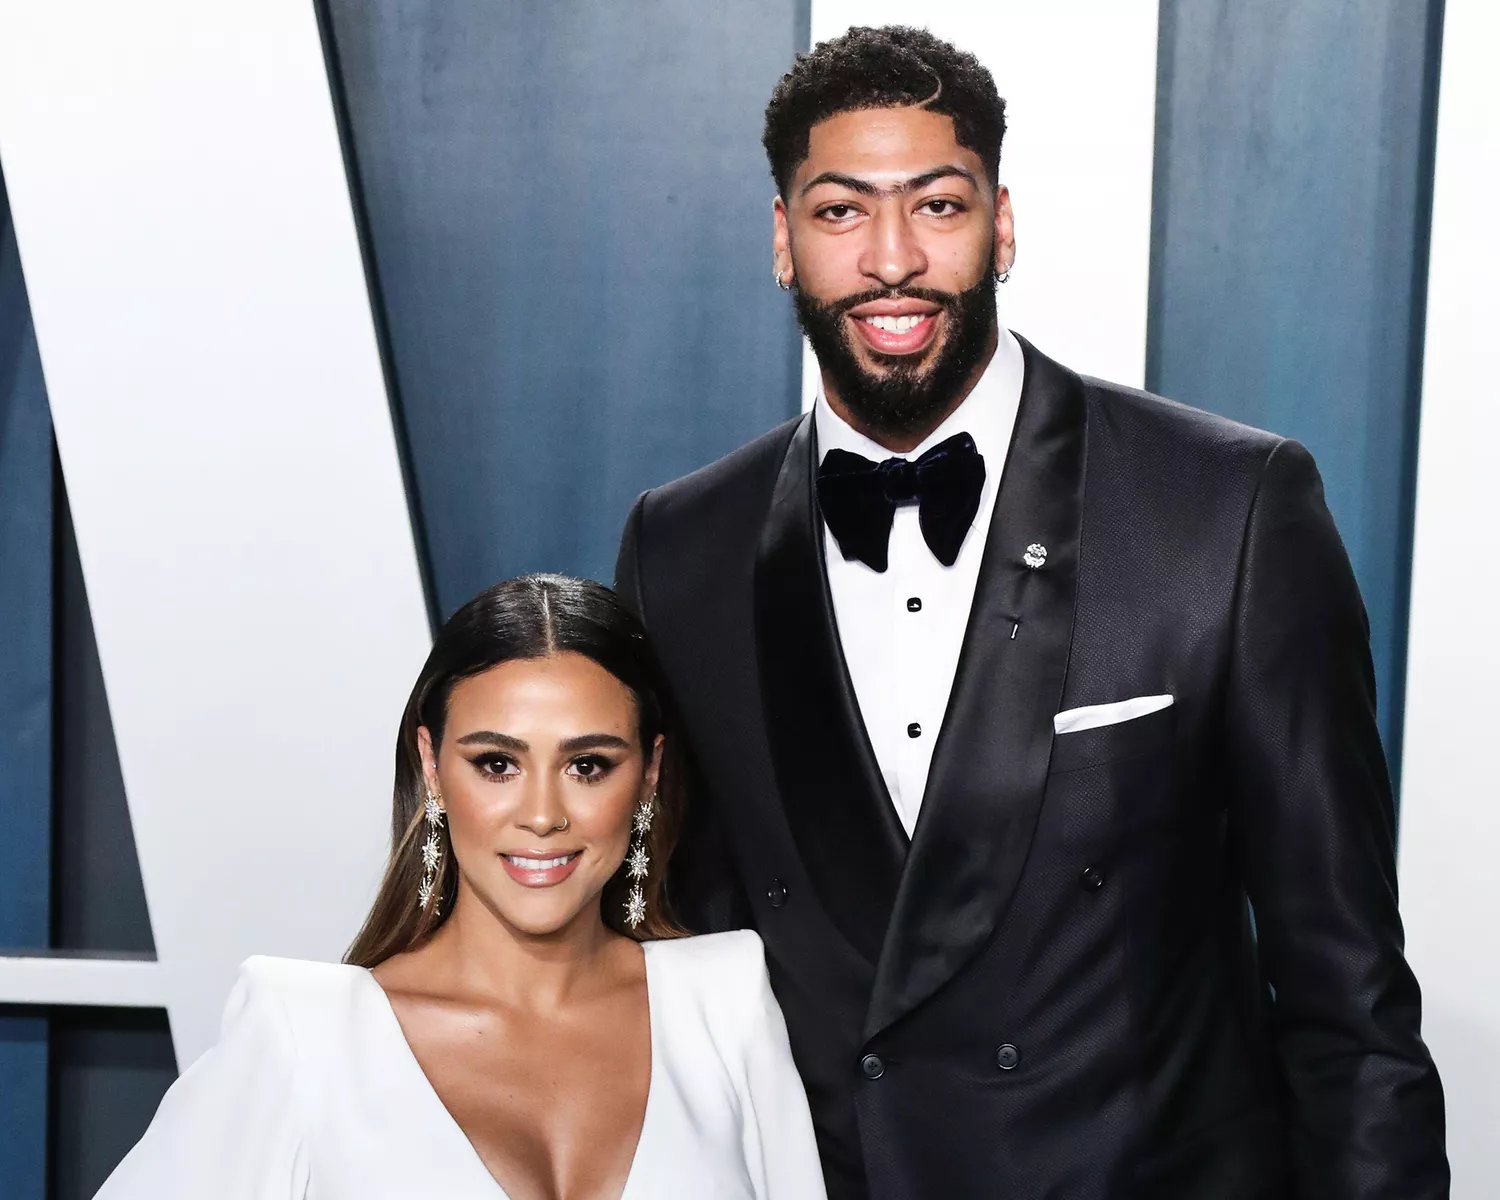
[567,753,622,783]
[469,752,519,779]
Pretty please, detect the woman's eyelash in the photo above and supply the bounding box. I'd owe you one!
[570,755,616,782]
[468,753,620,781]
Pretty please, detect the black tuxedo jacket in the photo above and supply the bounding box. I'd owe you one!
[615,337,1447,1199]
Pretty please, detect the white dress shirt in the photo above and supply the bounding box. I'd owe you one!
[815,328,1025,836]
[96,933,826,1199]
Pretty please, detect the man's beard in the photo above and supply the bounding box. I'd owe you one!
[793,264,998,442]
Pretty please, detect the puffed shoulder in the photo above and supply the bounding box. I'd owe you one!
[643,930,774,1037]
[643,928,767,981]
[236,954,365,994]
[227,956,371,1053]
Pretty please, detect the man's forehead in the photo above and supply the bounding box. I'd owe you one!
[795,106,984,189]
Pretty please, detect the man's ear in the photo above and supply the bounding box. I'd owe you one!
[772,196,794,289]
[993,184,1016,275]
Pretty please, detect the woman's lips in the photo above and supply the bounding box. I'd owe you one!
[499,850,583,888]
[851,310,940,356]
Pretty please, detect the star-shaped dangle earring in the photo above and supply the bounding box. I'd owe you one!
[419,784,445,912]
[622,791,656,930]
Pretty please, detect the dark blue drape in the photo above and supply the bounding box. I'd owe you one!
[321,0,811,617]
[0,161,52,1200]
[1149,0,1445,784]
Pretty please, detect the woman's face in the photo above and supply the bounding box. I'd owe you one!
[418,651,660,939]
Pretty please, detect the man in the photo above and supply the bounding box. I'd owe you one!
[616,25,1447,1200]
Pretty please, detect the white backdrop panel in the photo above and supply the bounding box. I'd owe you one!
[1398,0,1500,1190]
[801,2,1159,409]
[0,0,431,1065]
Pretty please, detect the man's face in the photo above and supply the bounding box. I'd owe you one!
[773,106,1014,444]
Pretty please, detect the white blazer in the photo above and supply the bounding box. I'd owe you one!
[96,931,827,1199]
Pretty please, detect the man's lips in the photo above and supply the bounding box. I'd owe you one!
[849,307,941,356]
[499,849,583,888]
[847,298,941,318]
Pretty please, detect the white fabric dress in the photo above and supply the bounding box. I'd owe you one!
[95,930,827,1200]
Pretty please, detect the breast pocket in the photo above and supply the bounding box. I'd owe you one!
[1043,700,1183,846]
[1047,699,1177,775]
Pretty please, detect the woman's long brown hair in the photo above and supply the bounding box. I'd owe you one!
[346,574,688,969]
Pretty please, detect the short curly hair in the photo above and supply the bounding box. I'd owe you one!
[763,26,1007,199]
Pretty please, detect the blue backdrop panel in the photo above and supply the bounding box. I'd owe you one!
[52,481,155,957]
[321,0,810,615]
[48,484,174,1200]
[48,1008,177,1200]
[1148,0,1444,781]
[0,164,52,1197]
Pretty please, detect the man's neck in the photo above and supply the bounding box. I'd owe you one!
[823,324,1000,454]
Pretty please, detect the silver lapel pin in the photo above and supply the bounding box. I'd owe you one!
[1023,543,1048,569]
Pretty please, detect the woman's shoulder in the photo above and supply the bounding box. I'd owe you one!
[642,928,767,978]
[225,956,374,1049]
[234,954,369,1001]
[642,931,772,1032]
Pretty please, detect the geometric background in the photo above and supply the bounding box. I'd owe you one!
[1,0,1490,1195]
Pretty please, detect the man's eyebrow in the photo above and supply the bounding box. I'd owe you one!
[799,165,980,199]
[904,166,980,193]
[800,171,880,197]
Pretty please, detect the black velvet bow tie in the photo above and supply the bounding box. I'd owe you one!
[816,432,986,572]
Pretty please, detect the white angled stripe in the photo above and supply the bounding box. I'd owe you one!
[801,3,1160,410]
[0,2,431,1067]
[0,955,165,1009]
[1398,0,1500,1188]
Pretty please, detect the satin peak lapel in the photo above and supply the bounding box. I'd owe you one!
[754,415,908,966]
[866,337,1087,1039]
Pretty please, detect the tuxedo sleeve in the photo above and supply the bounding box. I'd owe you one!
[615,491,649,618]
[615,492,755,936]
[1225,438,1448,1198]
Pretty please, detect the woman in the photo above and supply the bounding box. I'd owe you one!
[97,575,826,1199]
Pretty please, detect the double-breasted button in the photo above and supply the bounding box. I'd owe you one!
[766,879,788,908]
[1081,865,1106,891]
[860,1053,885,1080]
[996,1044,1021,1071]
[906,597,923,612]
[907,722,922,739]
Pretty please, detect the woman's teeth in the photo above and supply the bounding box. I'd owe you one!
[504,853,577,870]
[862,313,930,333]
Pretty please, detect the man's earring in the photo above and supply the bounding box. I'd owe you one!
[418,785,445,912]
[997,259,1012,284]
[623,791,656,930]
[774,267,791,291]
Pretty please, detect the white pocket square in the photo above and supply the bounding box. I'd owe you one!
[1054,694,1174,735]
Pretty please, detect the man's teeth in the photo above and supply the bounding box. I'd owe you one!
[862,313,930,333]
[505,853,576,870]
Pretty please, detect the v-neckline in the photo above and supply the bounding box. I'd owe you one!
[359,941,660,1200]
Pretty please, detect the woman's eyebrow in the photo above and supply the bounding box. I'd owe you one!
[455,731,527,750]
[558,733,633,754]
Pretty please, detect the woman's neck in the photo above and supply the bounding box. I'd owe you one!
[414,882,627,1012]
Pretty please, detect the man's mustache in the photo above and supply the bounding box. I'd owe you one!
[825,286,960,318]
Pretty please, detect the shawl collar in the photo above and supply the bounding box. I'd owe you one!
[753,415,909,966]
[865,337,1087,1038]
